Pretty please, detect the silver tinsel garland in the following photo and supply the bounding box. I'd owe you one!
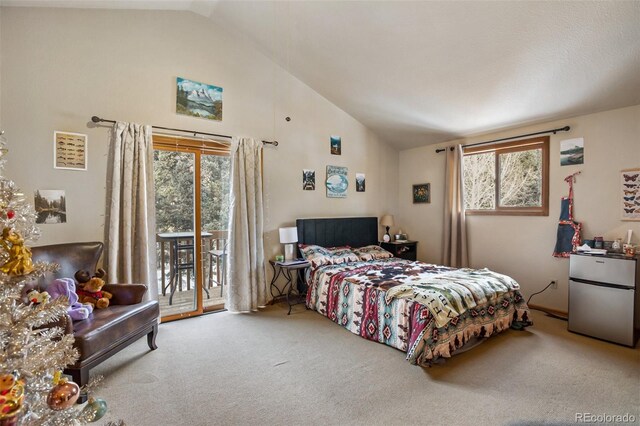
[0,131,121,425]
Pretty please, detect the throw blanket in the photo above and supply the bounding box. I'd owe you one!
[383,268,520,328]
[307,258,532,366]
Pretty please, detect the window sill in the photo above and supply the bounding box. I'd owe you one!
[465,209,549,217]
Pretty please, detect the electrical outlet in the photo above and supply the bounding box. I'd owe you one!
[550,280,558,289]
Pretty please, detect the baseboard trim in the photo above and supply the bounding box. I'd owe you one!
[528,303,568,319]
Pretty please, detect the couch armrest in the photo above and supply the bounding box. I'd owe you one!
[102,283,148,305]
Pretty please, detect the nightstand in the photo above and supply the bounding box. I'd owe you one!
[380,241,418,261]
[269,259,310,315]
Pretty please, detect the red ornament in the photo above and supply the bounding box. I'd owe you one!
[6,210,14,220]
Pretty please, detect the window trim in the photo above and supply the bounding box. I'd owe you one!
[464,136,549,216]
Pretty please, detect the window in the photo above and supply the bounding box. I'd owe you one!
[463,136,549,216]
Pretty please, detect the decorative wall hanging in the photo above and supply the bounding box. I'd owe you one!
[413,183,430,203]
[303,169,315,190]
[54,131,87,171]
[330,136,341,155]
[560,137,584,166]
[621,168,640,221]
[552,172,581,257]
[176,77,223,121]
[356,173,365,192]
[326,165,348,198]
[34,190,67,224]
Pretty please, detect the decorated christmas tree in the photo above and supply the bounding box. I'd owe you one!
[0,132,110,425]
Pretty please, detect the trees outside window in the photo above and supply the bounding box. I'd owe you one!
[153,143,231,233]
[463,136,549,216]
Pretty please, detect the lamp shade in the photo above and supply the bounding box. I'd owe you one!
[279,227,298,244]
[380,215,394,228]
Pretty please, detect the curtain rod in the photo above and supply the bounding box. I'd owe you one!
[435,125,570,153]
[90,116,279,146]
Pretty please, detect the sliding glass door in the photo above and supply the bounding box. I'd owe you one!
[153,135,231,322]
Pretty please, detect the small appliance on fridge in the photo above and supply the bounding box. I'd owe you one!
[568,253,639,347]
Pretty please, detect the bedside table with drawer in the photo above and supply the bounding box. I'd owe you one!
[380,240,418,261]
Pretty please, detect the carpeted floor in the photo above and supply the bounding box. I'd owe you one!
[94,304,639,426]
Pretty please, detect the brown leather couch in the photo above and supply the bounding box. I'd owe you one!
[30,242,159,389]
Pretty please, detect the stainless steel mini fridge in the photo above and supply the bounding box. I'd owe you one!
[568,253,639,347]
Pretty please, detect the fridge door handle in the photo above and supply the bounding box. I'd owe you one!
[569,278,633,290]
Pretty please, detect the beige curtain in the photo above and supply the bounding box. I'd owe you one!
[442,144,468,268]
[226,137,267,312]
[105,122,157,299]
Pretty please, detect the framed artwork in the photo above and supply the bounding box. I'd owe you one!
[621,168,639,221]
[560,138,584,166]
[413,183,430,204]
[330,136,341,155]
[326,165,348,198]
[54,131,87,171]
[34,190,67,224]
[303,169,315,190]
[356,173,365,192]
[176,77,223,121]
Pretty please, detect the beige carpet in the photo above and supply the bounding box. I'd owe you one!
[94,305,639,426]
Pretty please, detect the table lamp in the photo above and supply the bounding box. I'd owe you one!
[279,227,298,261]
[380,215,394,242]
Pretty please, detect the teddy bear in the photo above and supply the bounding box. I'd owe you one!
[46,277,93,321]
[74,269,112,309]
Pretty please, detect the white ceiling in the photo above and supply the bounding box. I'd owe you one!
[3,1,640,149]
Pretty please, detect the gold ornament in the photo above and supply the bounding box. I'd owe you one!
[0,372,24,421]
[0,227,34,275]
[52,371,62,385]
[46,379,80,410]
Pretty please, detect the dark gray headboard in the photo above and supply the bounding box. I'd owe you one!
[296,217,378,248]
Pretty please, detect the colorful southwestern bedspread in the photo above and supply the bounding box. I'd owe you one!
[306,258,532,366]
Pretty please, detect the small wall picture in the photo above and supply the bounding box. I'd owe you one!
[621,168,640,221]
[356,173,365,192]
[54,131,87,171]
[326,165,348,198]
[413,183,430,204]
[303,169,315,190]
[176,77,223,121]
[330,136,341,155]
[34,190,67,224]
[560,137,584,166]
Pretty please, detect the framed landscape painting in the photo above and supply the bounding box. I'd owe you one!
[560,138,584,166]
[356,173,365,192]
[34,189,67,224]
[176,77,223,121]
[330,136,341,155]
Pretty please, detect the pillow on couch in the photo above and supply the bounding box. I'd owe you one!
[353,245,393,261]
[299,244,359,267]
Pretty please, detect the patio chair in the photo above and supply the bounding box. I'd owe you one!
[167,238,210,305]
[207,230,229,296]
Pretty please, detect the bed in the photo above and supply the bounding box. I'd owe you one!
[297,217,532,366]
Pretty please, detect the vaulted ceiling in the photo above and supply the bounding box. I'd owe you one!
[3,1,640,149]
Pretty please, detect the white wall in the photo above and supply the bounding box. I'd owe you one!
[399,105,640,312]
[0,7,398,266]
